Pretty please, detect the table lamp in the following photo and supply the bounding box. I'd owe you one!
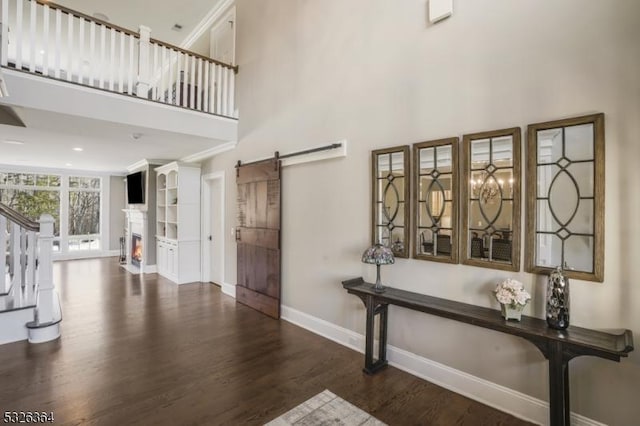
[362,243,395,293]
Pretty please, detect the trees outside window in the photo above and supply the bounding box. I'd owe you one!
[0,172,103,253]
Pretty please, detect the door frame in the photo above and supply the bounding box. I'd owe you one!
[209,5,236,65]
[201,171,225,285]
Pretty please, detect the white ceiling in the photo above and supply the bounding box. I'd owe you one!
[0,0,228,174]
[54,0,222,48]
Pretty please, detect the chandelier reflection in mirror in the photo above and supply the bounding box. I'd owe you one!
[470,172,514,204]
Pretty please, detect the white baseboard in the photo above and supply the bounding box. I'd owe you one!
[54,250,119,261]
[221,282,236,298]
[143,265,157,274]
[280,305,605,426]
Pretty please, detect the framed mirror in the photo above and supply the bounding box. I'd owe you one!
[372,146,410,258]
[412,138,459,263]
[461,127,521,271]
[526,113,604,281]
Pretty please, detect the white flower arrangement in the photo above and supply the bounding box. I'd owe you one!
[494,278,531,308]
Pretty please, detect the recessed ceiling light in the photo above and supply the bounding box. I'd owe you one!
[131,133,143,140]
[3,140,24,145]
[65,163,73,167]
[72,147,83,152]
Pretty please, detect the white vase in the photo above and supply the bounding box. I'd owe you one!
[501,304,524,321]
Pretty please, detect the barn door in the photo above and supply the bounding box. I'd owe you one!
[236,158,281,319]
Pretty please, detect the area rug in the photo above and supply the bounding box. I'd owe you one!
[265,389,387,426]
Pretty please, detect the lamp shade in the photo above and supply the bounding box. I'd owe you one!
[362,244,395,265]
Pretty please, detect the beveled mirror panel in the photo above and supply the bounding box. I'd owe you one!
[412,138,459,263]
[372,146,410,258]
[461,128,521,271]
[526,113,604,281]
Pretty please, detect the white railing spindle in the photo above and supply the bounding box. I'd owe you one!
[89,21,96,86]
[175,52,182,106]
[189,55,196,109]
[54,8,61,79]
[99,24,106,88]
[203,61,209,113]
[78,17,84,83]
[29,0,36,73]
[1,0,8,66]
[152,43,159,100]
[215,65,222,114]
[119,31,125,93]
[66,12,73,82]
[19,227,26,288]
[15,0,23,70]
[197,58,203,111]
[26,230,36,288]
[42,4,49,76]
[168,50,175,105]
[109,28,116,91]
[10,223,19,288]
[0,216,7,294]
[127,34,134,95]
[229,70,235,117]
[182,53,188,107]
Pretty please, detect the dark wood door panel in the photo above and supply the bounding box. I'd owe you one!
[237,227,279,250]
[236,158,281,319]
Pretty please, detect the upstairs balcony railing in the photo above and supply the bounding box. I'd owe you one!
[0,0,237,118]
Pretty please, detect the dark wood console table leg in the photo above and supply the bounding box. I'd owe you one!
[363,294,388,375]
[548,341,571,426]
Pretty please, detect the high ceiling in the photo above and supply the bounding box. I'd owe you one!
[0,0,228,174]
[54,0,222,48]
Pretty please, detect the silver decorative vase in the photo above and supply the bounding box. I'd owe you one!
[546,266,570,329]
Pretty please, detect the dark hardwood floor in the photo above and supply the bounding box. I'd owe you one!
[0,258,534,425]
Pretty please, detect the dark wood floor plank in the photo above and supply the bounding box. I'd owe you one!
[0,259,534,426]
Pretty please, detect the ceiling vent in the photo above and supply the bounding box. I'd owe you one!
[172,23,183,31]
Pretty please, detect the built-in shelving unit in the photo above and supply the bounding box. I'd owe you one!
[155,162,201,284]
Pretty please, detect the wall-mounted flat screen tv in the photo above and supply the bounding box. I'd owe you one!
[126,171,145,204]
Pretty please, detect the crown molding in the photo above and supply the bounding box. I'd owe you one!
[180,0,235,50]
[180,141,237,163]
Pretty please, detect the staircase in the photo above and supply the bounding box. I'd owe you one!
[0,203,61,345]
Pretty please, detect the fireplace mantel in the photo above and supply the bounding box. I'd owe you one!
[123,209,156,274]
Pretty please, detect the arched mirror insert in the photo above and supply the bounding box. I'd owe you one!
[412,138,459,263]
[371,146,410,258]
[526,113,604,282]
[461,128,521,271]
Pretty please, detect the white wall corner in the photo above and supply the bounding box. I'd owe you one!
[181,141,237,163]
[280,305,606,426]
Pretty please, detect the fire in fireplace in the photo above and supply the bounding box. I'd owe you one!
[131,233,142,267]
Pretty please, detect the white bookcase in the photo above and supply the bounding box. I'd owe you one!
[155,162,201,284]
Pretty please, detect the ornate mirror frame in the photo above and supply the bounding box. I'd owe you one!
[371,145,410,258]
[412,138,459,264]
[526,113,605,282]
[461,127,521,271]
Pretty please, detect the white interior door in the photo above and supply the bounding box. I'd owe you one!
[202,173,224,286]
[209,8,236,65]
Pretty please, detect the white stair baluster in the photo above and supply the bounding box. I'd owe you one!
[109,28,116,90]
[0,216,7,294]
[29,0,36,73]
[15,0,23,70]
[42,3,49,76]
[89,21,96,86]
[54,8,62,79]
[127,34,134,95]
[78,17,84,84]
[197,58,203,111]
[10,223,20,287]
[118,30,125,93]
[203,60,209,113]
[99,24,105,88]
[26,230,36,288]
[19,227,26,288]
[229,69,236,118]
[66,12,73,82]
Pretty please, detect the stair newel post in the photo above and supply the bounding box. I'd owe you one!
[0,215,7,294]
[36,214,55,324]
[26,230,36,288]
[136,25,151,98]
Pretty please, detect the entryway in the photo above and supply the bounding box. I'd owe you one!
[201,172,225,287]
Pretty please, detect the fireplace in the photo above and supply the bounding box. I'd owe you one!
[131,233,143,267]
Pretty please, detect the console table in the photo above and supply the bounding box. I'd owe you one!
[342,277,633,426]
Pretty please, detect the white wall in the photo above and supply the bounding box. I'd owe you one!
[109,176,126,250]
[202,1,640,424]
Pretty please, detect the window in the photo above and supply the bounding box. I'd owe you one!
[68,177,101,251]
[0,171,104,254]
